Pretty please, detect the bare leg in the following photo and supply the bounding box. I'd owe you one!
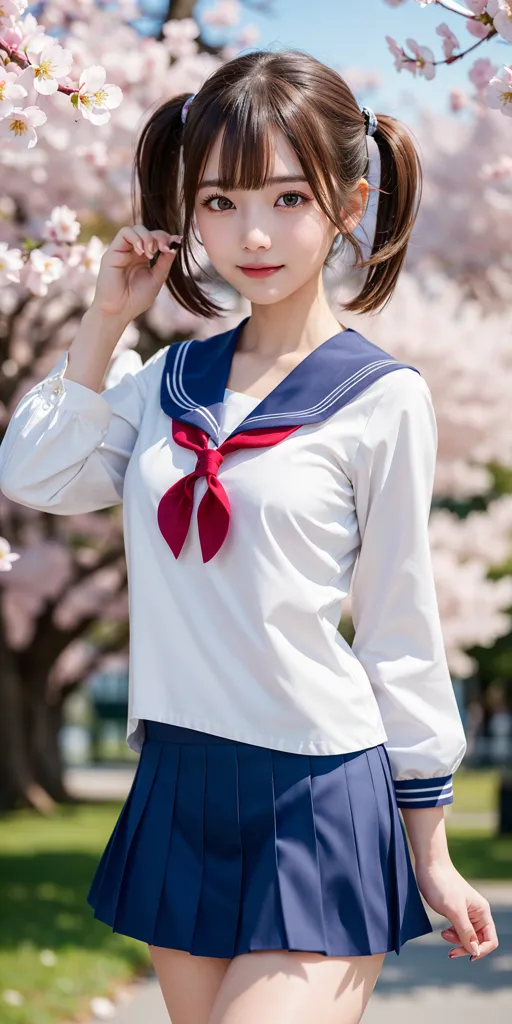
[148,945,231,1024]
[207,949,386,1024]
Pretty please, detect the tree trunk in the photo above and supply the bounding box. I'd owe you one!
[0,598,57,812]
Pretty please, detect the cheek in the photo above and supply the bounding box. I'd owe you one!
[285,212,332,257]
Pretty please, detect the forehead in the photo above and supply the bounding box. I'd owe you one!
[198,125,305,188]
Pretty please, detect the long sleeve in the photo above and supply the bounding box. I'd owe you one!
[349,369,467,809]
[0,345,167,515]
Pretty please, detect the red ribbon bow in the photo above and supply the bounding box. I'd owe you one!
[157,419,301,562]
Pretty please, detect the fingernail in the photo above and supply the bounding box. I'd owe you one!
[470,941,480,956]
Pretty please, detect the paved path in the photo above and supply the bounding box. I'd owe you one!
[90,883,512,1023]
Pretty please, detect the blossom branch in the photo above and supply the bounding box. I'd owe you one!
[437,28,497,65]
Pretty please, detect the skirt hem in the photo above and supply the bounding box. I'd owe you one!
[87,897,433,958]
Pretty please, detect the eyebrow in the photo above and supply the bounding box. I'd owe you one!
[197,175,309,190]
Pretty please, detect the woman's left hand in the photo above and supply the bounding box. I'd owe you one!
[414,859,499,961]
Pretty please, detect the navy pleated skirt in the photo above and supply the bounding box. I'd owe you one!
[86,719,433,958]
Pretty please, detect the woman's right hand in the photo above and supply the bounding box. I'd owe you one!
[91,225,182,324]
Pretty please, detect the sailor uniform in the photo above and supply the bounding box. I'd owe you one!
[0,315,467,957]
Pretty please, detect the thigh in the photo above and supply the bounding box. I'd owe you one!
[148,944,231,1024]
[207,949,386,1024]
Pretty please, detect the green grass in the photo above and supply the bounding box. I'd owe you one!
[452,768,499,813]
[0,802,151,1024]
[445,829,512,880]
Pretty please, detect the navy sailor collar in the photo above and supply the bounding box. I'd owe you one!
[160,315,420,446]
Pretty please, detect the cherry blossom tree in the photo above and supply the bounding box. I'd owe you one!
[0,0,260,811]
[383,0,512,118]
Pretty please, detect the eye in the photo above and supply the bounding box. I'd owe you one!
[199,193,233,212]
[199,191,311,212]
[276,191,311,208]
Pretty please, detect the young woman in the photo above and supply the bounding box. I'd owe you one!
[0,48,498,1024]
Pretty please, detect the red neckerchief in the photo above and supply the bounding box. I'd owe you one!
[157,419,301,562]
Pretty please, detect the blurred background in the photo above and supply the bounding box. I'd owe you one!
[0,1,511,1022]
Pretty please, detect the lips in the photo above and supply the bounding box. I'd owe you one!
[238,264,284,277]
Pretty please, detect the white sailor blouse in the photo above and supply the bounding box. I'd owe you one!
[0,315,467,809]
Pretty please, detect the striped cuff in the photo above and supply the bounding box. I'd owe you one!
[394,775,453,809]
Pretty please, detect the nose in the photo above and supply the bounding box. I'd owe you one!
[240,219,272,251]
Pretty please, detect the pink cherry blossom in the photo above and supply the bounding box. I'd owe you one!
[0,104,46,148]
[436,23,460,60]
[469,57,499,90]
[201,0,241,28]
[467,0,489,13]
[405,37,436,79]
[467,17,494,38]
[485,64,512,116]
[0,68,28,117]
[0,0,28,19]
[0,537,20,572]
[385,35,415,75]
[75,65,123,125]
[492,1,512,42]
[42,205,81,244]
[26,36,73,95]
[161,17,200,58]
[0,242,23,284]
[23,247,64,295]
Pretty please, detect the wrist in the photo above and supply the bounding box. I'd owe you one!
[400,804,452,871]
[85,302,131,337]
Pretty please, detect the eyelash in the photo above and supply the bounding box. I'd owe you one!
[199,191,311,212]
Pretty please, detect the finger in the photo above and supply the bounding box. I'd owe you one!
[111,226,150,258]
[469,921,499,961]
[148,229,183,252]
[447,910,482,958]
[133,226,182,259]
[148,247,179,286]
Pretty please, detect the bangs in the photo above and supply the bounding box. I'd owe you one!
[202,99,281,192]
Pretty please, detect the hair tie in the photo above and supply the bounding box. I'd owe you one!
[361,105,378,137]
[181,93,196,125]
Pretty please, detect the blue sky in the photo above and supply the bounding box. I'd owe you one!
[139,0,508,123]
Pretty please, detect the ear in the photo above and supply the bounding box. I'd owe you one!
[340,178,370,233]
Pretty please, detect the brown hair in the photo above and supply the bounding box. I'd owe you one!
[133,48,422,319]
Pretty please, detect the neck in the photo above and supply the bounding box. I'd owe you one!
[237,278,345,359]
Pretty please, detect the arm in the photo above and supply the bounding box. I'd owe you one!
[0,307,167,514]
[348,370,500,962]
[349,368,467,818]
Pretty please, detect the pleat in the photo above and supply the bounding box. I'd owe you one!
[113,741,180,941]
[345,748,393,952]
[311,752,372,956]
[376,745,433,952]
[365,746,400,951]
[86,753,143,908]
[151,743,207,950]
[235,743,287,953]
[190,744,243,957]
[89,739,162,927]
[271,750,327,952]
